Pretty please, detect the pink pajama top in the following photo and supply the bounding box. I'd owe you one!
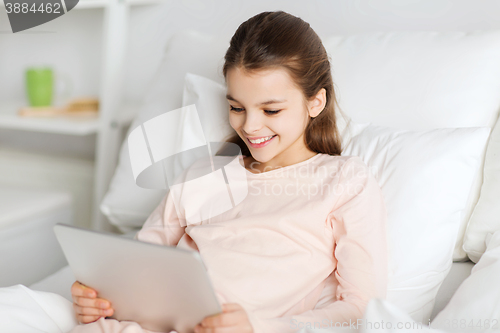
[71,153,388,333]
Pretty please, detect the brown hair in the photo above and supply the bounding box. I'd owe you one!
[217,10,342,157]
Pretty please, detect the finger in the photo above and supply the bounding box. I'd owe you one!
[201,310,246,328]
[74,296,112,310]
[77,314,102,324]
[73,303,114,317]
[71,281,96,299]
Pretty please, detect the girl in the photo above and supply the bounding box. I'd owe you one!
[70,10,388,333]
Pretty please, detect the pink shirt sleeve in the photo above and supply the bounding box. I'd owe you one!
[133,190,186,247]
[248,157,389,332]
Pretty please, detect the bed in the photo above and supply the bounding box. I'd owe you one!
[2,18,500,333]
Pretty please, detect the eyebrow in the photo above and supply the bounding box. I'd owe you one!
[226,94,287,106]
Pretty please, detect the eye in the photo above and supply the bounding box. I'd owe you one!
[264,110,281,115]
[230,105,244,112]
[230,105,281,115]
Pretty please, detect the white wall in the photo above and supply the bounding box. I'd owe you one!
[1,0,500,229]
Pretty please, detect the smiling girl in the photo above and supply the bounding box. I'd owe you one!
[70,10,388,333]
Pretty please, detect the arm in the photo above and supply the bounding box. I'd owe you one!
[248,157,389,333]
[134,189,186,246]
[72,190,186,324]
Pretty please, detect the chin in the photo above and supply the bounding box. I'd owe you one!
[248,149,276,163]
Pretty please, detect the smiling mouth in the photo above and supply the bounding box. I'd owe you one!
[247,135,277,144]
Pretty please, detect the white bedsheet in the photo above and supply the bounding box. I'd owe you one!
[0,284,77,333]
[0,286,449,333]
[0,285,496,333]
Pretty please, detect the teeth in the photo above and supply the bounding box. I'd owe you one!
[249,135,274,144]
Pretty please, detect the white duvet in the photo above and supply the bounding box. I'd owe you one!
[2,230,500,333]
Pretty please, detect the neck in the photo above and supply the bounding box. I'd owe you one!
[245,147,318,174]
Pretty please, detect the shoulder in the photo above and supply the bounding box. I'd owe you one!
[314,154,370,179]
[317,154,379,204]
[315,153,364,165]
[327,155,384,212]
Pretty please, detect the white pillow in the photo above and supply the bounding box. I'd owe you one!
[323,31,500,129]
[341,122,490,323]
[182,73,234,142]
[323,31,500,262]
[181,73,490,323]
[432,229,500,330]
[463,117,500,263]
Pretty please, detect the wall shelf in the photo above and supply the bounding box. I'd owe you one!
[0,114,100,135]
[0,102,100,135]
[0,98,139,136]
[0,0,148,231]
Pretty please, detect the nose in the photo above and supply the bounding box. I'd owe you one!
[242,110,264,135]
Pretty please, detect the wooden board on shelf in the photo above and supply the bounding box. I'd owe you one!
[18,106,99,118]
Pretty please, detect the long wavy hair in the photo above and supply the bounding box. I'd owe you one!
[216,10,343,157]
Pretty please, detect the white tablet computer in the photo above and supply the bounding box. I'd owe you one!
[53,223,221,333]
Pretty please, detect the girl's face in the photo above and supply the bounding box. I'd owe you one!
[226,67,324,170]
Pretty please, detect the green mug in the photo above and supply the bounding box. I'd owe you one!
[26,67,54,107]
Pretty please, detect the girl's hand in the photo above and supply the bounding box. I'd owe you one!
[194,303,253,333]
[71,281,114,324]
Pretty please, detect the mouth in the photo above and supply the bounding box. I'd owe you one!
[246,134,277,148]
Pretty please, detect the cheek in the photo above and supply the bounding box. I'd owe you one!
[273,115,300,135]
[273,114,307,140]
[229,114,242,130]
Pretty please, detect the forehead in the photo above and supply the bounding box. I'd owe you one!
[226,67,301,98]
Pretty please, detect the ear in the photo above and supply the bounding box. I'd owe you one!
[307,88,327,118]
